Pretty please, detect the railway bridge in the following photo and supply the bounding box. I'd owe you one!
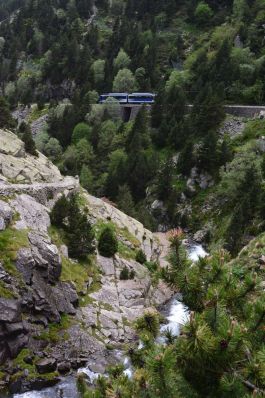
[120,104,265,122]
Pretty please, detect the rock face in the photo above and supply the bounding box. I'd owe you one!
[0,129,173,393]
[0,299,28,363]
[83,191,160,261]
[0,129,62,183]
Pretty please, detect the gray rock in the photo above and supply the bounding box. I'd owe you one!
[36,358,57,374]
[97,255,115,276]
[0,216,5,230]
[0,200,13,224]
[57,361,71,374]
[60,245,68,258]
[11,194,50,232]
[0,263,12,284]
[28,231,62,283]
[7,333,28,358]
[16,248,35,285]
[151,200,164,211]
[0,298,21,323]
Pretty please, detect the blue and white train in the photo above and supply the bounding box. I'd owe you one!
[99,92,156,104]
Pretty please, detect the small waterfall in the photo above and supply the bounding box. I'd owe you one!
[10,243,208,397]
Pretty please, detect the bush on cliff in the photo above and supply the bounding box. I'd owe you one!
[135,249,147,264]
[98,226,118,257]
[50,194,70,227]
[19,122,38,157]
[51,195,95,259]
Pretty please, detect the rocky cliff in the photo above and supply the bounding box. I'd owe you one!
[0,129,172,394]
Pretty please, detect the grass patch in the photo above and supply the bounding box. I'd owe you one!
[27,105,49,123]
[12,348,58,383]
[0,228,29,276]
[94,221,138,260]
[118,241,136,260]
[61,257,92,293]
[49,225,99,293]
[0,281,16,299]
[36,314,72,343]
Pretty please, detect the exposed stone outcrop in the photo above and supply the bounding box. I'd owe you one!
[83,191,160,261]
[0,299,28,363]
[0,129,62,184]
[0,129,173,393]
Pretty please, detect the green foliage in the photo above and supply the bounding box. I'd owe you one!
[50,195,95,259]
[113,68,137,92]
[72,122,91,144]
[194,2,213,25]
[0,227,29,276]
[135,310,160,339]
[98,226,118,258]
[119,266,135,280]
[114,48,131,71]
[0,96,15,128]
[19,122,38,156]
[135,249,147,264]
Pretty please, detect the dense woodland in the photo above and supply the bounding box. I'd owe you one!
[0,0,265,251]
[0,0,265,397]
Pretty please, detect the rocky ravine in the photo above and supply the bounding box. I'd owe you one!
[0,129,172,394]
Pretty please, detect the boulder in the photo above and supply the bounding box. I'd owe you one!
[7,334,28,358]
[60,245,68,258]
[16,248,35,285]
[0,298,21,323]
[0,200,13,225]
[0,216,5,231]
[0,129,25,157]
[36,358,57,374]
[11,195,50,232]
[28,231,62,283]
[97,255,115,276]
[0,130,62,183]
[57,361,71,374]
[0,263,12,284]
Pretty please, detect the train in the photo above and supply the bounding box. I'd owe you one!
[99,92,156,104]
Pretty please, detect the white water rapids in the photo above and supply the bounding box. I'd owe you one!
[11,243,208,398]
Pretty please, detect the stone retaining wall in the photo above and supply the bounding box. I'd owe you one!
[120,104,265,121]
[0,176,79,205]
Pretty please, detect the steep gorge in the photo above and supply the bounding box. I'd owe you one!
[0,128,172,395]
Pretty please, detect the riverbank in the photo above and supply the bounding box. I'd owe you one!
[8,241,208,398]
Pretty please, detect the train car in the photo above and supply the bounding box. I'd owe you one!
[99,93,128,104]
[127,93,156,104]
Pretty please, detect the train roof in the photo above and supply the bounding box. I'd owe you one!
[129,92,155,96]
[100,92,156,96]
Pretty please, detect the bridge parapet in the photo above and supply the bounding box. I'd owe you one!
[119,104,265,122]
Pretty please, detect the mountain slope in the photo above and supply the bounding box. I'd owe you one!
[0,129,171,394]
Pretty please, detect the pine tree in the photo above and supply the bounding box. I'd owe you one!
[117,184,136,218]
[67,201,95,259]
[20,122,38,156]
[136,249,147,264]
[0,96,15,129]
[98,226,118,257]
[50,194,70,227]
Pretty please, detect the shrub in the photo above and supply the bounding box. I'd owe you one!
[194,1,213,25]
[72,122,91,144]
[135,310,160,339]
[50,194,69,227]
[145,261,158,273]
[120,266,129,280]
[136,249,147,264]
[20,122,38,156]
[98,226,118,257]
[129,269,136,279]
[51,195,95,259]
